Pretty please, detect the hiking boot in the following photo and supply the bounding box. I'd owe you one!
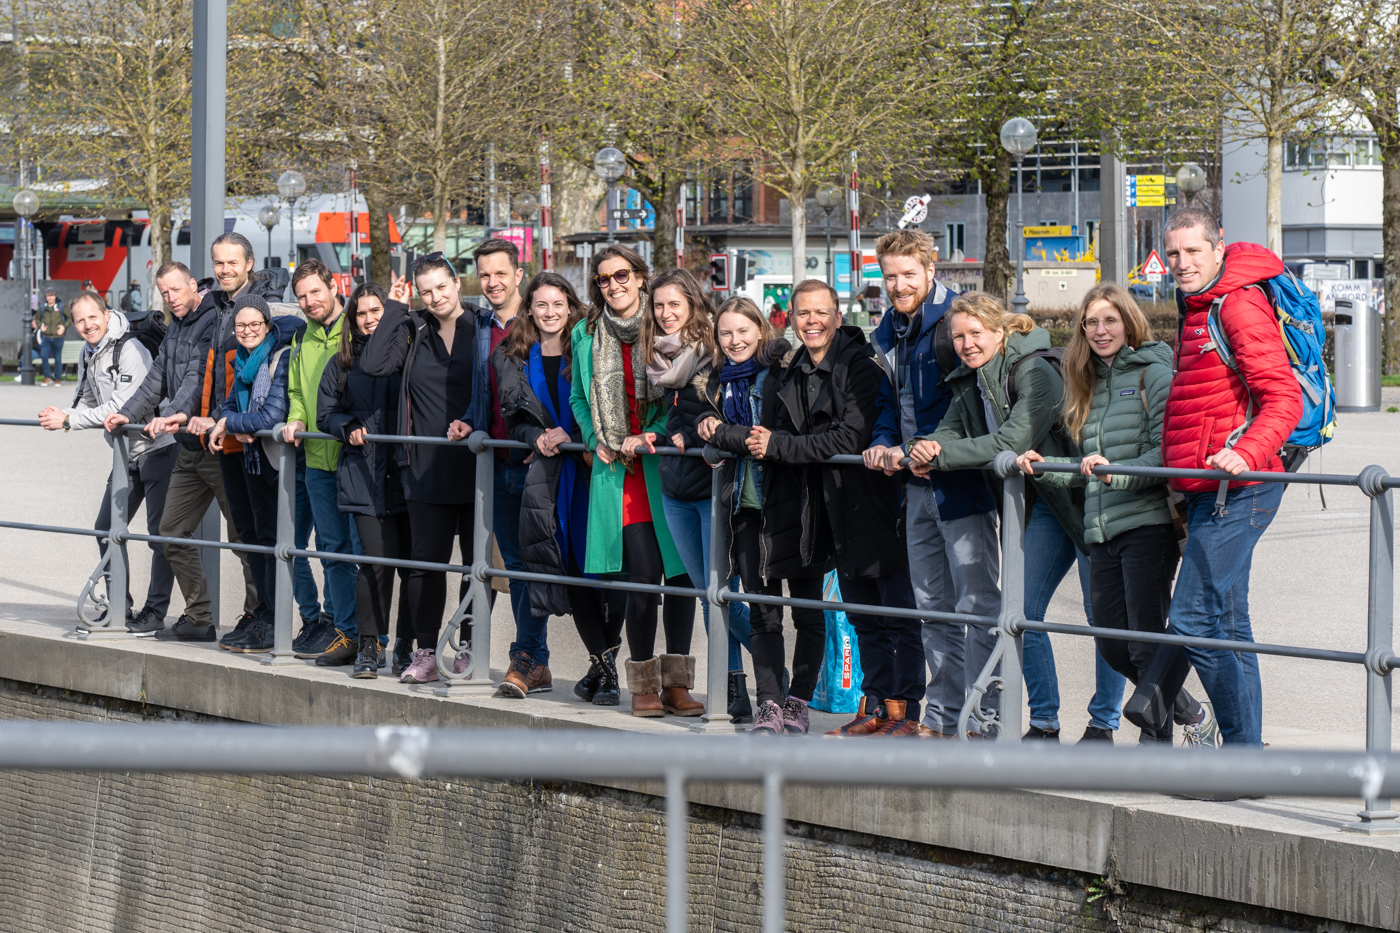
[391,638,414,676]
[351,636,379,679]
[219,611,257,651]
[660,654,704,716]
[574,649,608,702]
[154,615,217,642]
[1023,725,1061,742]
[400,649,439,684]
[871,700,918,737]
[751,700,784,734]
[728,671,753,723]
[79,608,135,632]
[294,618,339,658]
[592,645,621,707]
[1182,701,1221,749]
[824,696,887,737]
[228,617,273,652]
[626,657,664,718]
[914,724,959,739]
[780,696,810,735]
[292,614,331,653]
[314,631,358,667]
[126,607,166,637]
[1079,726,1115,744]
[500,653,553,698]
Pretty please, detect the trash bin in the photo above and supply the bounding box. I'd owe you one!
[1333,298,1381,412]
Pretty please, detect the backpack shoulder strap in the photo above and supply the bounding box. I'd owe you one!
[106,334,133,375]
[932,314,958,382]
[1005,348,1060,409]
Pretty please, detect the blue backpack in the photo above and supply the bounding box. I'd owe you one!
[1202,269,1337,469]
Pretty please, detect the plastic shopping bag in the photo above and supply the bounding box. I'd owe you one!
[809,572,862,714]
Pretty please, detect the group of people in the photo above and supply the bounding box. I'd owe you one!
[42,205,1294,746]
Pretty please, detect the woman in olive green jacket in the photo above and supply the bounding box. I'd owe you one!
[569,245,691,719]
[907,292,1126,743]
[1017,283,1213,746]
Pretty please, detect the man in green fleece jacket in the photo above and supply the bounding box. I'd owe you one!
[281,259,360,665]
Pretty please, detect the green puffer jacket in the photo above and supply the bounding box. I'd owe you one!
[907,326,1085,550]
[1035,341,1172,545]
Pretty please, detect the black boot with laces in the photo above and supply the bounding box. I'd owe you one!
[352,635,380,679]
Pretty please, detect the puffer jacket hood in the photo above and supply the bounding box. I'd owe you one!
[1165,242,1301,490]
[1037,340,1173,545]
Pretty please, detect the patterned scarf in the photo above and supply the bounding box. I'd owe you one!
[590,306,656,450]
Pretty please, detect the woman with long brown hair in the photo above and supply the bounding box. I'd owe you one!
[569,246,692,717]
[907,291,1126,743]
[1017,284,1215,745]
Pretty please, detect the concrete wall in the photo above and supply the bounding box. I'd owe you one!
[0,679,1379,933]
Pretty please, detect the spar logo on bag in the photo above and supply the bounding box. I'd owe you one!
[841,635,852,689]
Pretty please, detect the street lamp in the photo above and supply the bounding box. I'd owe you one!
[815,183,842,289]
[1175,162,1207,207]
[514,192,539,221]
[13,188,40,387]
[257,204,280,268]
[593,147,626,244]
[999,117,1037,316]
[276,170,307,267]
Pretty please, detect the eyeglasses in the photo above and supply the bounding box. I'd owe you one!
[594,268,632,288]
[234,321,266,333]
[412,251,446,271]
[1082,315,1123,332]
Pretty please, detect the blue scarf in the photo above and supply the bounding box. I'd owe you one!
[718,355,764,427]
[527,345,588,573]
[233,338,273,414]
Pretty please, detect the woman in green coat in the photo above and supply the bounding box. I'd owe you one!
[569,245,694,718]
[1017,284,1214,746]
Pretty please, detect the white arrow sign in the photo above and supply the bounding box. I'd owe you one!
[898,194,931,228]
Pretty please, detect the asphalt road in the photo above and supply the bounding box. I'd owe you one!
[0,380,1395,748]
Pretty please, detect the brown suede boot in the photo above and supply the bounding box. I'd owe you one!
[626,657,665,718]
[823,696,887,737]
[871,700,917,737]
[660,654,705,717]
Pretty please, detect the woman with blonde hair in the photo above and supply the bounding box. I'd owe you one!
[907,291,1126,743]
[1017,284,1215,745]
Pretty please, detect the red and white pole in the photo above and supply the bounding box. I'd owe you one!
[539,137,554,272]
[675,194,685,271]
[847,149,861,302]
[348,164,363,284]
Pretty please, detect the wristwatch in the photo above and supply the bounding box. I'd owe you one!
[62,417,70,433]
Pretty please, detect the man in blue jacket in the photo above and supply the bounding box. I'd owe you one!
[864,229,1001,739]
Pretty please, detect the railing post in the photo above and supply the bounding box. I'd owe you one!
[264,428,298,666]
[665,768,689,933]
[198,502,222,626]
[1346,466,1399,833]
[81,431,132,639]
[436,432,495,693]
[762,771,786,933]
[994,451,1026,742]
[694,451,738,732]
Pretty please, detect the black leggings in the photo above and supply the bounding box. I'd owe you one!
[619,522,694,661]
[354,512,413,643]
[566,550,621,656]
[733,509,825,704]
[405,499,474,648]
[219,452,277,622]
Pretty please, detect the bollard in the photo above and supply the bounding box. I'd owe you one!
[1346,465,1399,833]
[436,432,495,694]
[694,452,739,732]
[264,428,298,666]
[81,431,134,639]
[994,451,1026,742]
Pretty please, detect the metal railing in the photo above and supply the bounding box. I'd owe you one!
[0,418,1397,840]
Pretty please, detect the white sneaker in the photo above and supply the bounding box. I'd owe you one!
[1182,700,1220,748]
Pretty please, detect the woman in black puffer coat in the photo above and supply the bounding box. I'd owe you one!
[318,283,411,679]
[495,273,621,706]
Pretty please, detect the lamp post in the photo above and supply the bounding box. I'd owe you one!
[257,204,279,268]
[276,170,307,267]
[13,188,39,387]
[593,147,626,245]
[815,183,841,289]
[1176,162,1206,208]
[999,117,1037,316]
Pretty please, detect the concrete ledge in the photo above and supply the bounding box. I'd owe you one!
[1,619,1397,930]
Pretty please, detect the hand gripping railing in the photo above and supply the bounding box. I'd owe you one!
[0,421,1397,835]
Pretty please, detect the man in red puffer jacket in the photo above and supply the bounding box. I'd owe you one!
[1159,208,1302,749]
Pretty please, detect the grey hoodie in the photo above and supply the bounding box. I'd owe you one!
[65,311,174,462]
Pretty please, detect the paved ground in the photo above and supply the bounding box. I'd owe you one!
[0,380,1396,747]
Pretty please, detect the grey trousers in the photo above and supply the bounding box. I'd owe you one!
[158,447,258,627]
[906,482,1003,733]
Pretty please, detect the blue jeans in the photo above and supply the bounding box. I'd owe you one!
[39,335,63,382]
[661,494,752,672]
[1168,483,1281,746]
[1022,500,1126,732]
[293,463,325,624]
[305,466,360,637]
[497,461,546,664]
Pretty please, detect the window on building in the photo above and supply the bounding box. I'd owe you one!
[1286,136,1382,170]
[1354,138,1382,166]
[944,222,965,259]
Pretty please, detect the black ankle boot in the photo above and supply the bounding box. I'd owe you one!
[575,652,607,702]
[391,638,413,676]
[592,645,621,706]
[352,635,380,679]
[728,671,753,723]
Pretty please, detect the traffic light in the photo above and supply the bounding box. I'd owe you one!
[709,253,730,291]
[733,254,749,289]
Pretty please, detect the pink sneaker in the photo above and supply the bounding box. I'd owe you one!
[400,649,439,684]
[452,644,472,675]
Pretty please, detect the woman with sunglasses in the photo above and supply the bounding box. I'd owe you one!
[317,282,414,678]
[359,253,479,686]
[570,246,694,717]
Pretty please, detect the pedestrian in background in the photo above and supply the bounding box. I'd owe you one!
[34,288,70,386]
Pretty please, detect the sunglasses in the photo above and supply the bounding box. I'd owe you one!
[413,251,447,272]
[594,268,633,288]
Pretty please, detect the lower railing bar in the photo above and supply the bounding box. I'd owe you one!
[483,567,709,600]
[1022,619,1367,664]
[1031,461,1361,487]
[289,547,470,576]
[665,769,688,933]
[3,723,1396,800]
[762,771,786,933]
[120,532,276,556]
[0,520,109,539]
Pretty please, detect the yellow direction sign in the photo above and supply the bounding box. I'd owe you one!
[1023,225,1074,237]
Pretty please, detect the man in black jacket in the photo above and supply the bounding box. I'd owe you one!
[105,260,259,641]
[747,280,922,737]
